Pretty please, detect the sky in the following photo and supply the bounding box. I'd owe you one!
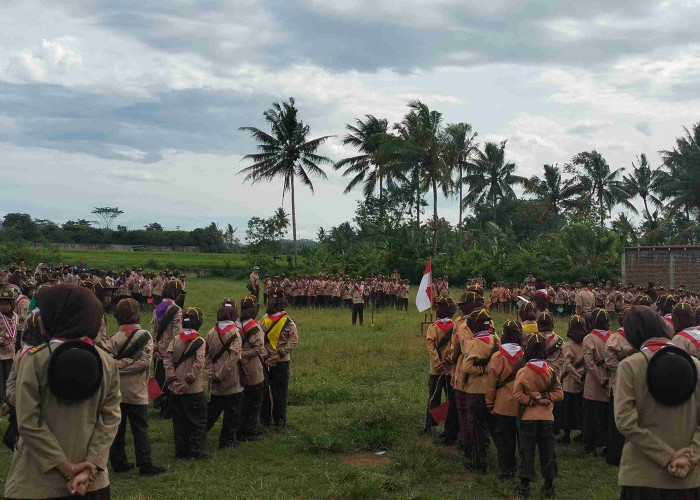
[1,0,700,238]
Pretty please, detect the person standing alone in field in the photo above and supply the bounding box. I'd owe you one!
[248,266,260,301]
[576,278,596,316]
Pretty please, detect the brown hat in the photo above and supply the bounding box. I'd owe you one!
[37,284,103,340]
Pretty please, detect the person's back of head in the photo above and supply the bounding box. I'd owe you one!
[623,306,670,351]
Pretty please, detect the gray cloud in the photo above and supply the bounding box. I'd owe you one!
[635,122,652,136]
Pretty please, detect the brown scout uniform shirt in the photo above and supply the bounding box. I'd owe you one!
[105,324,153,405]
[151,299,182,359]
[485,344,524,417]
[445,316,473,390]
[615,340,700,489]
[259,315,298,363]
[425,321,453,376]
[164,331,206,395]
[604,329,634,396]
[5,342,121,499]
[461,332,499,395]
[561,340,584,394]
[240,319,265,386]
[512,362,564,421]
[204,322,243,396]
[583,330,611,402]
[544,332,565,379]
[575,288,595,314]
[15,296,30,333]
[0,311,18,360]
[673,328,700,359]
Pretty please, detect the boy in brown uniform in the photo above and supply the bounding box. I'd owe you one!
[513,334,564,499]
[238,296,266,441]
[5,285,121,499]
[164,307,207,460]
[259,287,298,428]
[106,299,165,476]
[582,308,611,455]
[486,320,525,480]
[152,279,183,413]
[204,299,243,448]
[0,291,18,404]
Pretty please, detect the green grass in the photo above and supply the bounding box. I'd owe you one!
[0,280,620,499]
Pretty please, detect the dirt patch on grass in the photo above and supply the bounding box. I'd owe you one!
[450,470,474,484]
[340,451,393,467]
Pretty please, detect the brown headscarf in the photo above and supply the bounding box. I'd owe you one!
[36,284,103,340]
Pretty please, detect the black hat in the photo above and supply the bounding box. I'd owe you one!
[647,345,697,407]
[48,340,103,402]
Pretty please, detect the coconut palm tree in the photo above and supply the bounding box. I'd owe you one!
[524,163,582,222]
[463,140,527,221]
[334,115,392,200]
[622,153,664,220]
[568,150,637,227]
[239,97,333,267]
[445,122,478,232]
[659,123,700,218]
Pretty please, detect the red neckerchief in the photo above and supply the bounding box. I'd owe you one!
[15,295,28,307]
[526,359,548,376]
[435,318,454,333]
[474,331,492,344]
[215,322,237,339]
[664,314,673,325]
[121,326,139,334]
[641,339,672,352]
[17,344,33,364]
[590,329,611,342]
[52,337,94,345]
[266,311,286,322]
[678,328,700,350]
[242,319,257,333]
[499,343,523,364]
[179,330,199,342]
[546,333,558,345]
[615,327,625,338]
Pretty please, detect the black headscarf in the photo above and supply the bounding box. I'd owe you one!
[36,284,103,339]
[623,305,670,351]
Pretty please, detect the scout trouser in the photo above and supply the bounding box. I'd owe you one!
[518,420,558,481]
[465,393,496,470]
[239,382,265,439]
[207,392,243,448]
[261,361,290,427]
[171,392,207,459]
[352,303,364,326]
[424,374,458,443]
[493,414,518,479]
[110,403,155,470]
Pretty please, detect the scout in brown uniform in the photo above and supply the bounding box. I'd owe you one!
[560,315,586,445]
[204,299,243,448]
[0,290,18,403]
[93,280,117,348]
[520,302,539,337]
[248,266,260,300]
[486,320,525,480]
[671,302,700,358]
[423,297,458,443]
[14,280,33,334]
[615,306,700,500]
[259,287,298,428]
[238,295,266,441]
[106,299,165,476]
[351,278,364,326]
[513,334,564,499]
[582,308,612,454]
[575,278,596,316]
[461,308,499,472]
[164,307,207,460]
[151,279,184,413]
[5,285,121,500]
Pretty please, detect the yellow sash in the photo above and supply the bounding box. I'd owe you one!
[263,315,288,350]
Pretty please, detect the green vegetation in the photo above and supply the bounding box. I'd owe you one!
[0,279,620,499]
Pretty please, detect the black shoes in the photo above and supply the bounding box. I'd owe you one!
[140,465,167,477]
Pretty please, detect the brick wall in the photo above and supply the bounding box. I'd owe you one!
[624,247,700,291]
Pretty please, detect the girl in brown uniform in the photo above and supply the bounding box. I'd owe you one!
[513,333,564,499]
[238,295,266,441]
[560,315,586,445]
[672,302,700,358]
[582,308,612,455]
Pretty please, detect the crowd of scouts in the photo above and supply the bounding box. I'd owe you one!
[425,277,700,499]
[0,263,298,499]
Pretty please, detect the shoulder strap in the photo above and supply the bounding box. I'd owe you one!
[212,332,238,364]
[436,327,453,355]
[497,356,528,388]
[174,337,204,369]
[156,306,179,340]
[115,329,139,359]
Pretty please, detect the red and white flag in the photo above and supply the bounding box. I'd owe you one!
[416,258,433,312]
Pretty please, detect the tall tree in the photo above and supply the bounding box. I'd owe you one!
[524,164,581,223]
[659,123,700,218]
[445,122,478,232]
[568,150,636,227]
[622,153,663,220]
[463,140,526,221]
[334,115,392,200]
[239,98,333,267]
[91,207,124,230]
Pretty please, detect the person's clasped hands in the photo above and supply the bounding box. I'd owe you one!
[57,460,97,496]
[668,447,699,479]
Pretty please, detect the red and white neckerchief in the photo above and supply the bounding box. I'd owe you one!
[215,321,237,338]
[526,359,548,376]
[266,311,287,322]
[546,332,558,345]
[179,329,199,342]
[615,327,625,337]
[677,328,700,351]
[15,294,28,307]
[1,313,17,341]
[500,343,523,363]
[536,289,549,298]
[641,339,673,352]
[435,318,454,333]
[17,343,34,364]
[590,329,611,342]
[50,336,94,346]
[241,319,257,334]
[664,314,673,325]
[474,330,492,344]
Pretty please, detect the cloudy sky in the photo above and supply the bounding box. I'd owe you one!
[2,0,699,238]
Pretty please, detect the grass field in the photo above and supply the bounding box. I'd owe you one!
[0,279,621,499]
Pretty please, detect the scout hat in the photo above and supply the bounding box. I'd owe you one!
[646,345,697,407]
[48,340,103,402]
[0,291,14,311]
